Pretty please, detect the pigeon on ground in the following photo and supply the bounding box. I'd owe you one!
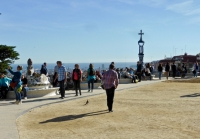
[85,100,89,105]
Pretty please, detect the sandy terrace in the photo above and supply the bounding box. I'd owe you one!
[17,80,200,139]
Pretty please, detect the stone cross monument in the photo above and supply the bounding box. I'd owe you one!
[138,30,145,67]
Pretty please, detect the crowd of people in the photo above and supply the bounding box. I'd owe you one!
[0,60,199,110]
[0,67,29,103]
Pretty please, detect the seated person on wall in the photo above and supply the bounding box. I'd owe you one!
[102,70,106,76]
[0,74,12,99]
[129,68,134,76]
[120,68,126,78]
[95,71,102,82]
[125,68,136,83]
[144,63,152,80]
[116,68,121,79]
[141,68,146,79]
[21,75,29,99]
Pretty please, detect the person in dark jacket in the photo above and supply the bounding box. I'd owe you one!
[181,63,187,78]
[136,61,142,82]
[21,75,29,99]
[40,62,48,75]
[165,62,170,80]
[157,63,163,80]
[171,63,177,78]
[72,64,82,96]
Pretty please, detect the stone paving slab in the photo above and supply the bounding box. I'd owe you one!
[0,78,168,139]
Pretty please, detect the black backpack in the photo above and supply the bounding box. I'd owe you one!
[89,68,95,76]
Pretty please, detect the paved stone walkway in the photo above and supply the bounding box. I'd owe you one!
[0,79,164,139]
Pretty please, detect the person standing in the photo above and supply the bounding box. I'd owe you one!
[8,65,23,104]
[72,64,82,96]
[40,62,48,75]
[157,63,163,80]
[102,64,119,112]
[54,61,67,99]
[136,61,142,82]
[0,74,11,99]
[165,62,170,80]
[181,63,187,78]
[53,63,59,87]
[86,63,96,92]
[195,62,198,77]
[171,63,177,78]
[150,62,154,74]
[21,75,29,99]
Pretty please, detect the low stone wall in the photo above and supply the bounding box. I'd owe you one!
[119,78,132,84]
[7,88,59,99]
[80,82,101,90]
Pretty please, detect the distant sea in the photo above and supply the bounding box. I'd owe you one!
[10,62,137,74]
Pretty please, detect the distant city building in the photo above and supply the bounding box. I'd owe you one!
[155,53,200,70]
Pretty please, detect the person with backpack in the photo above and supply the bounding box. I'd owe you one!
[86,63,96,92]
[72,64,82,96]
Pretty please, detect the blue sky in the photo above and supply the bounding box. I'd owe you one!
[0,0,200,64]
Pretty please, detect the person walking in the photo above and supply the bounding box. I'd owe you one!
[21,75,29,99]
[72,64,82,96]
[54,61,67,99]
[136,61,142,82]
[165,62,170,80]
[40,62,48,75]
[171,63,177,78]
[102,64,119,112]
[8,65,23,104]
[157,63,163,80]
[86,63,96,92]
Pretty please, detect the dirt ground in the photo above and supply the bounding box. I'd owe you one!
[17,81,200,139]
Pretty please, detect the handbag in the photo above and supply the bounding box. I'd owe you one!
[10,82,18,89]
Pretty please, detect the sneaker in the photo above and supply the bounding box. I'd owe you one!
[14,100,19,104]
[24,97,27,100]
[18,101,22,105]
[88,90,90,92]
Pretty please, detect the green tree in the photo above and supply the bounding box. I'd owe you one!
[0,45,20,74]
[197,53,200,56]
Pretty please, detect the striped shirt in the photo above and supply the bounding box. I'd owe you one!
[57,65,66,81]
[102,69,119,89]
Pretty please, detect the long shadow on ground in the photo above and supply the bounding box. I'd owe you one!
[180,93,200,98]
[40,110,108,123]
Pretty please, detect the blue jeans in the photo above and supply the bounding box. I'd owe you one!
[14,87,21,101]
[58,80,65,97]
[22,87,29,97]
[158,72,162,79]
[88,79,94,90]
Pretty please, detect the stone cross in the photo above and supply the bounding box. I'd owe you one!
[138,30,144,40]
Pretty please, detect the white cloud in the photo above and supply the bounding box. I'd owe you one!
[166,0,200,16]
